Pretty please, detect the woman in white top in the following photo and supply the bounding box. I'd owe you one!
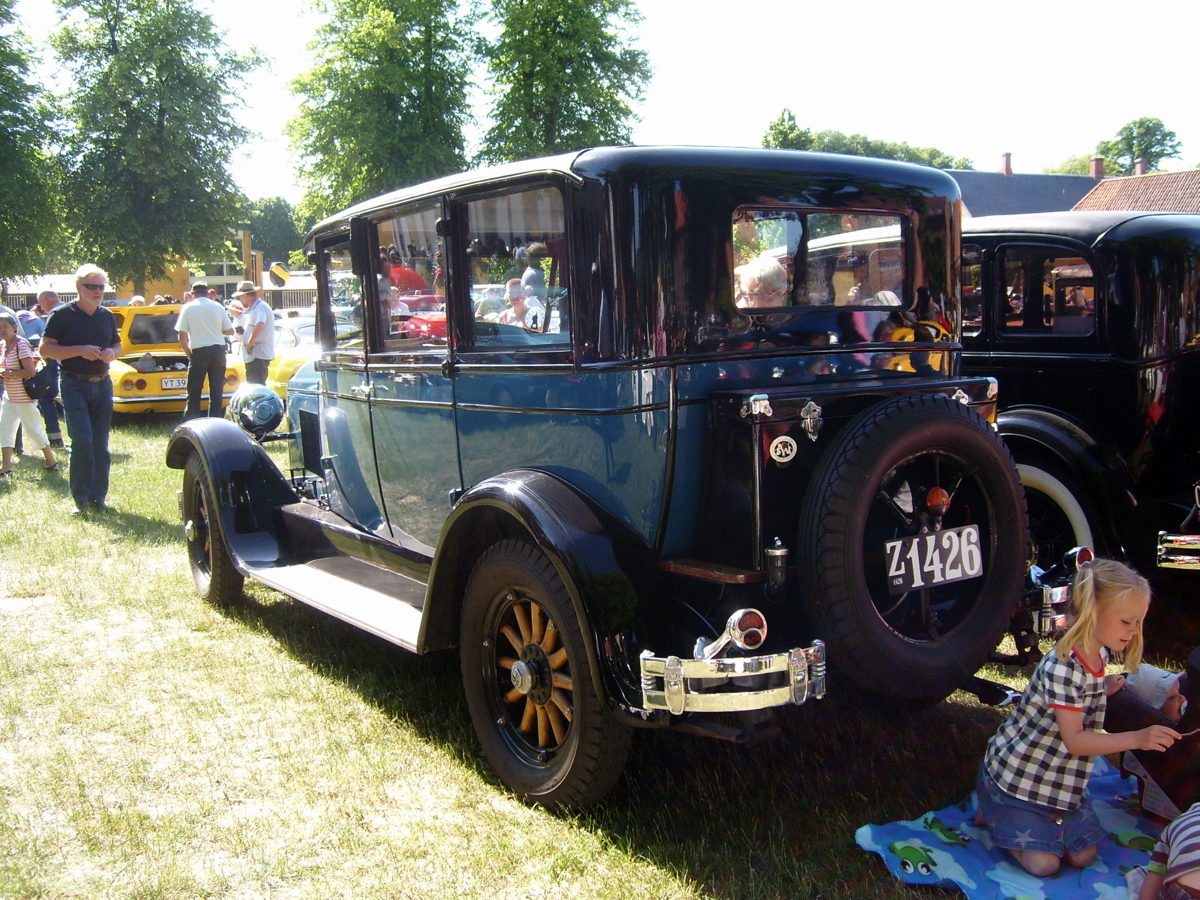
[0,312,57,474]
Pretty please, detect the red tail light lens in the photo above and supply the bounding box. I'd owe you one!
[729,609,767,650]
[925,486,951,516]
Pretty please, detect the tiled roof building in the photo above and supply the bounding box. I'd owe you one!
[948,154,1099,218]
[1073,169,1200,214]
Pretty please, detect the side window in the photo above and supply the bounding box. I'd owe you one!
[999,246,1095,337]
[962,244,983,337]
[320,241,367,353]
[462,186,570,350]
[732,209,906,310]
[372,203,444,350]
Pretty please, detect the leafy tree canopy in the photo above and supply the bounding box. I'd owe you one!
[246,197,303,269]
[477,0,651,165]
[763,109,973,170]
[288,0,473,221]
[1047,118,1183,177]
[1098,117,1182,176]
[0,0,63,279]
[52,0,256,294]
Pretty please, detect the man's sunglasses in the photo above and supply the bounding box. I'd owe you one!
[81,282,107,291]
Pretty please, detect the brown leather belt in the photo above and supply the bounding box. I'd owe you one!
[62,371,107,383]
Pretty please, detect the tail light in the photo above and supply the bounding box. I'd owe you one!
[697,608,769,659]
[729,609,767,650]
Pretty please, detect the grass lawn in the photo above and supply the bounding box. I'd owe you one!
[1,415,1196,899]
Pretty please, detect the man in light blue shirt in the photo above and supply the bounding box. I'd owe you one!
[176,282,234,420]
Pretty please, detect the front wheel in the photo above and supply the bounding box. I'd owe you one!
[182,453,244,605]
[797,395,1028,701]
[1017,461,1099,566]
[460,539,630,809]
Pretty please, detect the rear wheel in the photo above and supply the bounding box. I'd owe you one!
[798,396,1028,701]
[460,539,630,809]
[182,453,244,605]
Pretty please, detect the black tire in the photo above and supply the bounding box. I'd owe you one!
[460,539,630,809]
[797,395,1028,701]
[182,453,244,605]
[1016,460,1100,566]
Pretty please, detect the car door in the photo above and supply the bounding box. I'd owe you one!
[363,201,462,559]
[314,231,389,536]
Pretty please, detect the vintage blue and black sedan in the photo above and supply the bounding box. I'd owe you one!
[960,211,1200,571]
[167,147,1030,808]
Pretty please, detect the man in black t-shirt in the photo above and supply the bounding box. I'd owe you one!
[40,264,122,515]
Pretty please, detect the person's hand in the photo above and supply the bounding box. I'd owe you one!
[1105,673,1127,696]
[1136,725,1181,751]
[78,345,103,360]
[99,348,116,364]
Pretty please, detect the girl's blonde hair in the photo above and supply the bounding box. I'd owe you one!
[1055,557,1150,669]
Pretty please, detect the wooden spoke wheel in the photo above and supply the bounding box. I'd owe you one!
[460,539,630,809]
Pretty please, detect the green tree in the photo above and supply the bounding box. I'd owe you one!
[1043,154,1093,175]
[1098,117,1182,176]
[288,0,472,220]
[247,197,303,268]
[52,0,255,295]
[762,109,972,169]
[0,0,63,280]
[477,0,650,165]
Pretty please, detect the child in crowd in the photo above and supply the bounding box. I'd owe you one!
[976,558,1181,877]
[1140,800,1200,899]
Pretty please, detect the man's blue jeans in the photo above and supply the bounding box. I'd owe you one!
[60,374,113,510]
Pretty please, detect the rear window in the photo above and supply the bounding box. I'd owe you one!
[120,312,181,346]
[733,209,906,310]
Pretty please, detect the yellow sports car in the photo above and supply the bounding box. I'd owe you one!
[110,305,244,414]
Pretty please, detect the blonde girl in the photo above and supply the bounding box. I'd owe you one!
[976,558,1179,877]
[0,312,57,474]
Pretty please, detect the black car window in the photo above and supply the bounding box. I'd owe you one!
[733,210,906,311]
[371,203,444,351]
[460,186,570,351]
[322,241,367,353]
[962,244,983,338]
[999,246,1095,337]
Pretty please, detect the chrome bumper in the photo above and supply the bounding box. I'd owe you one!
[1158,531,1200,570]
[639,640,825,715]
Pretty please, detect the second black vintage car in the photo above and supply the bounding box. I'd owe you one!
[167,147,1030,808]
[960,211,1200,571]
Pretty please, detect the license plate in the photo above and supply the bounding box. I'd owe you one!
[161,377,186,390]
[884,524,982,594]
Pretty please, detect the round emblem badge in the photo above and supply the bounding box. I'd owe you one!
[769,435,798,465]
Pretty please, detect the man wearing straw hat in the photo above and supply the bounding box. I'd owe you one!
[233,280,274,385]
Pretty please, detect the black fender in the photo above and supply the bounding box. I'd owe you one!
[996,407,1139,560]
[422,468,657,716]
[165,419,299,570]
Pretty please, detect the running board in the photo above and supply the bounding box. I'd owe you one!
[247,556,426,651]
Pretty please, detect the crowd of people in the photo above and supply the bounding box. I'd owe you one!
[0,267,276,516]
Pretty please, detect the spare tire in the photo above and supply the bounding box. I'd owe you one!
[797,394,1028,701]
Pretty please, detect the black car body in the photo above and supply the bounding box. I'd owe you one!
[960,211,1200,571]
[167,147,1028,808]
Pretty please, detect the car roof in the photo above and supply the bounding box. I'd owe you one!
[962,210,1176,245]
[309,146,963,240]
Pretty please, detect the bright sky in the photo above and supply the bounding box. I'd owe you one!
[15,0,1200,206]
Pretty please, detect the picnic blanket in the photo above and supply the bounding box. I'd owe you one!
[856,758,1158,900]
